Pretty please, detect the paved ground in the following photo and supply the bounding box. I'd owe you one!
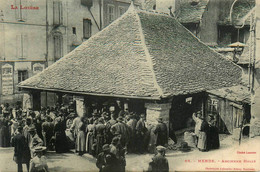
[0,136,259,172]
[0,148,97,172]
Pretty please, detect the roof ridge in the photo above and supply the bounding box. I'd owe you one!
[137,9,172,18]
[134,10,164,98]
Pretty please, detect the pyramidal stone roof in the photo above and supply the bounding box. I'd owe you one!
[19,5,242,100]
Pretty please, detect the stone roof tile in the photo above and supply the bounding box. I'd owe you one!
[19,5,242,100]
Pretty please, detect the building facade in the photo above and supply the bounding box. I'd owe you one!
[0,0,142,105]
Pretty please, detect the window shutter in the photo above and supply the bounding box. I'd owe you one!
[83,19,91,39]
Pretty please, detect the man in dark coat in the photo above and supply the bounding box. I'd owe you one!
[148,146,169,172]
[105,113,117,144]
[95,118,106,156]
[136,114,147,153]
[12,126,30,172]
[110,117,130,148]
[96,144,118,172]
[42,116,54,150]
[126,113,137,152]
[154,117,168,147]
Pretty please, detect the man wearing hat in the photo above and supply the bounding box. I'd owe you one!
[89,109,99,124]
[109,137,126,172]
[95,118,106,156]
[96,144,118,172]
[42,116,54,150]
[29,146,49,172]
[28,127,44,156]
[12,126,31,172]
[104,113,117,145]
[136,114,147,153]
[147,146,169,172]
[126,113,137,153]
[110,116,130,148]
[154,117,168,147]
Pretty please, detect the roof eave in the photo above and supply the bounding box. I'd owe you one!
[18,85,162,101]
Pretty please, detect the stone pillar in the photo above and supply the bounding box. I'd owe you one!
[23,92,32,110]
[74,96,86,117]
[145,102,172,128]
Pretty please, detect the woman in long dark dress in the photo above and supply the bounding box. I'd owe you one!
[0,117,7,147]
[208,114,220,149]
[54,115,68,153]
[0,114,11,147]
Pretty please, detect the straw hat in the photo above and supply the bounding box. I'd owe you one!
[33,146,47,153]
[28,127,36,132]
[156,145,166,152]
[102,144,110,151]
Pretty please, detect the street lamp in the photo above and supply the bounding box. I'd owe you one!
[228,41,247,63]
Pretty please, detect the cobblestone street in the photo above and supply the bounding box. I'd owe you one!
[1,136,259,172]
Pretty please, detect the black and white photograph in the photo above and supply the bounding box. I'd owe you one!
[0,0,260,171]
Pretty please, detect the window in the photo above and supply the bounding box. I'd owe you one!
[108,5,115,23]
[72,27,76,34]
[34,66,43,71]
[18,71,28,93]
[16,34,28,59]
[33,63,45,74]
[53,33,63,61]
[208,98,218,114]
[118,6,126,16]
[53,1,63,25]
[18,70,28,83]
[83,19,92,39]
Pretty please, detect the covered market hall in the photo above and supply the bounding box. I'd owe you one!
[18,5,242,142]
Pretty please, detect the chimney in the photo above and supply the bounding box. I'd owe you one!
[156,0,177,14]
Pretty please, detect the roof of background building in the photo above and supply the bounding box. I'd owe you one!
[19,5,242,100]
[176,0,209,24]
[218,0,255,26]
[207,85,251,104]
[143,0,156,10]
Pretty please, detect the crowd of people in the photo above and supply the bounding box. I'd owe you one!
[0,101,221,172]
[0,102,170,172]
